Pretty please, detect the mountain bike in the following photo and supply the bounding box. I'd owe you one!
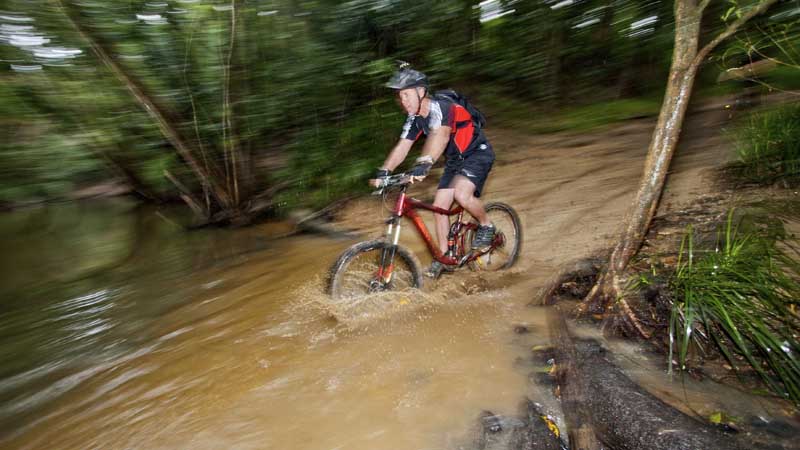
[329,173,522,300]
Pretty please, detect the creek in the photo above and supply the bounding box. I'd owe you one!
[0,199,557,450]
[3,107,798,448]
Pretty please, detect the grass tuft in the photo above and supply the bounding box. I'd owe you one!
[669,209,800,405]
[731,103,800,185]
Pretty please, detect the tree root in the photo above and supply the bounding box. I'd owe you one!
[549,314,789,450]
[579,269,652,339]
[541,258,653,340]
[617,296,652,339]
[609,275,652,339]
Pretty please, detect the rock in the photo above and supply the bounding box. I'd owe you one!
[472,403,565,450]
[513,324,533,334]
[554,312,785,450]
[748,416,800,439]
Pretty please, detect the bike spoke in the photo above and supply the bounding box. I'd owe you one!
[333,245,417,300]
[465,204,521,272]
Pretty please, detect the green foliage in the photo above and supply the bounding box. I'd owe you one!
[540,97,663,132]
[483,92,662,133]
[274,99,399,211]
[716,0,800,91]
[762,65,800,90]
[732,103,800,184]
[669,210,800,405]
[0,0,791,209]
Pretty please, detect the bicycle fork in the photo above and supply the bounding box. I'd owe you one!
[375,195,405,288]
[378,218,400,280]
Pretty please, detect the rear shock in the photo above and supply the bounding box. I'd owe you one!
[447,211,465,258]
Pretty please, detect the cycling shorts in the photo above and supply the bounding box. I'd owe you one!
[437,143,495,198]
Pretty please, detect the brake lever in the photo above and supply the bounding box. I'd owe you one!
[370,174,409,196]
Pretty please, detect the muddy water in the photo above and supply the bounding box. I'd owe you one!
[6,106,794,449]
[0,199,556,450]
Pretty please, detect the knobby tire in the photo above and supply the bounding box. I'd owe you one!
[329,239,423,301]
[468,202,522,271]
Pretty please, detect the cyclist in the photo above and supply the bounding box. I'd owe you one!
[369,64,495,278]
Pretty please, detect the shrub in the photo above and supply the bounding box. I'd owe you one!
[732,103,800,185]
[669,210,800,405]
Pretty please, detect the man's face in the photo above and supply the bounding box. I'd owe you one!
[397,87,424,115]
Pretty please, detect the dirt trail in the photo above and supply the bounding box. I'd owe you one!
[327,97,800,447]
[335,98,735,294]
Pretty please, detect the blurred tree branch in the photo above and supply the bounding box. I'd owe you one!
[53,0,233,217]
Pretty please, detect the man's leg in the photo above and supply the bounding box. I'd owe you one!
[432,188,455,254]
[451,175,489,225]
[452,175,496,250]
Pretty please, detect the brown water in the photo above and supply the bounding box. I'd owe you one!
[4,110,797,449]
[0,199,558,450]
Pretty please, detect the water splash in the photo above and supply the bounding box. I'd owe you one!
[287,270,514,331]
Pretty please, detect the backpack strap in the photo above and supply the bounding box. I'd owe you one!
[434,89,486,129]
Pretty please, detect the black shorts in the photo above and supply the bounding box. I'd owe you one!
[437,144,495,197]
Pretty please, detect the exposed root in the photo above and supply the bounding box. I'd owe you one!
[543,260,652,339]
[611,291,652,339]
[539,257,603,306]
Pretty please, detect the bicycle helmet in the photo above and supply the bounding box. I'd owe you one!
[385,62,428,90]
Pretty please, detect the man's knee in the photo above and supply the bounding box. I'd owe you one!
[433,189,454,209]
[453,185,475,205]
[433,200,450,210]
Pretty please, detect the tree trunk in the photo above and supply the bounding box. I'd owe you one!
[584,0,780,328]
[548,312,785,450]
[546,22,565,105]
[229,0,256,203]
[463,0,481,57]
[549,308,603,450]
[55,0,233,215]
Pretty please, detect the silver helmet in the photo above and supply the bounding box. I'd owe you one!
[385,62,428,90]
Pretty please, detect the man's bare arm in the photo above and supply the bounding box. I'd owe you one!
[406,125,451,183]
[419,125,451,163]
[380,139,415,172]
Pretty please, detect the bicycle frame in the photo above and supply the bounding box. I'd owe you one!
[370,174,506,286]
[383,184,483,268]
[338,175,514,293]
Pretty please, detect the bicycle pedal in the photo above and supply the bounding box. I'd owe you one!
[473,253,491,267]
[473,246,493,257]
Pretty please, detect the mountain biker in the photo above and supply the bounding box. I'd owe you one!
[369,64,496,278]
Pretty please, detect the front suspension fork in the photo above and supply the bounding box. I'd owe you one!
[376,216,402,286]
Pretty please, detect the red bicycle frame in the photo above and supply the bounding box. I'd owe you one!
[385,185,489,267]
[372,179,505,286]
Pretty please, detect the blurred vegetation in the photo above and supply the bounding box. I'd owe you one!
[731,103,800,185]
[0,0,798,216]
[669,210,800,405]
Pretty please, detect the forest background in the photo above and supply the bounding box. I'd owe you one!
[1,0,799,221]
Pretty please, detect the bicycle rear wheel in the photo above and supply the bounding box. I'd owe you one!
[329,240,423,301]
[467,202,522,271]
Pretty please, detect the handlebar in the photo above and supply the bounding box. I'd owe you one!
[372,173,412,195]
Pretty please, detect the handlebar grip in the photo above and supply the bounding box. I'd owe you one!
[371,173,410,195]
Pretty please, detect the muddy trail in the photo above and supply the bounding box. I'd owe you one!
[336,98,732,287]
[2,97,797,450]
[332,96,800,447]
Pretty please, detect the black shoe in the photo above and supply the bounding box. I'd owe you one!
[472,224,496,251]
[425,261,446,279]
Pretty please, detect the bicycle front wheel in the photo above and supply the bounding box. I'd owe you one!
[329,240,423,301]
